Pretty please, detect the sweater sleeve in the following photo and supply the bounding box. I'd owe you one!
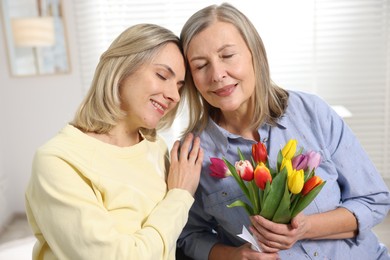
[25,149,194,260]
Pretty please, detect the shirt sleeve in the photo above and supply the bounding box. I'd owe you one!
[314,94,390,243]
[177,190,220,260]
[25,150,194,260]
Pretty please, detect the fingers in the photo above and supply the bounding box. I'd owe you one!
[177,133,192,160]
[167,133,203,195]
[173,133,203,163]
[290,213,303,229]
[249,215,298,252]
[187,134,201,163]
[170,140,180,163]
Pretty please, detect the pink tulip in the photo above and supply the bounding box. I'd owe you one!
[235,160,254,181]
[209,158,231,178]
[306,151,321,172]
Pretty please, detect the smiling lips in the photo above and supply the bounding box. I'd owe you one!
[151,100,167,115]
[213,84,237,97]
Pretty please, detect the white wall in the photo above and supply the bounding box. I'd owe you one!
[0,0,84,229]
[0,123,7,230]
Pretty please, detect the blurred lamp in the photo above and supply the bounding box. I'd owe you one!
[11,17,55,74]
[11,17,55,47]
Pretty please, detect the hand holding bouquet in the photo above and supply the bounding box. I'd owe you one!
[209,139,326,224]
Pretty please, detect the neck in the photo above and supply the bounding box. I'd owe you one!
[88,124,142,147]
[219,112,260,141]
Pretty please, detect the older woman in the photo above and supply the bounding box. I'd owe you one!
[177,3,390,260]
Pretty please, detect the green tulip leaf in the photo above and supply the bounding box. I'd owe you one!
[291,181,326,218]
[227,199,254,216]
[276,150,283,171]
[304,168,315,181]
[249,180,260,214]
[260,169,287,220]
[237,148,245,161]
[272,180,291,224]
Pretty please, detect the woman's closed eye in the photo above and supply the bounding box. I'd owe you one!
[195,63,207,70]
[156,73,167,80]
[221,54,234,59]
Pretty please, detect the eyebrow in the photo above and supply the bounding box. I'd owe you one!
[155,63,176,76]
[189,44,235,62]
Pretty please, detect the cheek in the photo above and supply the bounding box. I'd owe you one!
[192,71,208,91]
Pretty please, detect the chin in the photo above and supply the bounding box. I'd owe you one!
[142,121,159,130]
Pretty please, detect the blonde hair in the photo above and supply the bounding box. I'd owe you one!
[72,24,183,140]
[180,3,288,135]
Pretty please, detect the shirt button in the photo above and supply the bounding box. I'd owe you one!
[314,251,318,257]
[221,191,228,197]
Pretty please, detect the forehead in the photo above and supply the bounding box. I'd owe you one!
[187,21,245,54]
[152,43,185,72]
[153,42,183,62]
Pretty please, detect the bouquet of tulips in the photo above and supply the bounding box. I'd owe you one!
[209,139,326,224]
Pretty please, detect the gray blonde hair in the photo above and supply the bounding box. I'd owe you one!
[72,24,183,140]
[180,3,288,135]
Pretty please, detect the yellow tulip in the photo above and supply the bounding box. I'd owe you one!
[282,139,297,160]
[288,169,304,194]
[280,158,293,176]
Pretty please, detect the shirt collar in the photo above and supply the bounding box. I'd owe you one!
[205,116,287,155]
[276,114,288,130]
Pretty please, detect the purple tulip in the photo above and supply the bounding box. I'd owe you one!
[292,154,308,171]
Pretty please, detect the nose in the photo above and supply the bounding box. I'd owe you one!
[211,62,226,82]
[164,84,180,103]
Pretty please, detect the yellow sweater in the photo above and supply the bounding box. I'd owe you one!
[25,125,194,260]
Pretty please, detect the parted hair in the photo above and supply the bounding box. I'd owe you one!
[71,23,183,140]
[180,3,289,135]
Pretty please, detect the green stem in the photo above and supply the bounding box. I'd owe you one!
[249,180,260,214]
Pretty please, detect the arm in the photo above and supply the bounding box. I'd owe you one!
[249,208,357,252]
[301,207,357,239]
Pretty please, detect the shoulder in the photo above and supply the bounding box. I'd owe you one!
[154,134,169,152]
[286,90,334,118]
[287,90,329,108]
[278,90,343,133]
[36,125,73,153]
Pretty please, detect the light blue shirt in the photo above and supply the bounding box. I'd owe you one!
[178,91,390,260]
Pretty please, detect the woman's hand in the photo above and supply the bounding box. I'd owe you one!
[167,133,204,196]
[249,213,310,253]
[250,208,358,252]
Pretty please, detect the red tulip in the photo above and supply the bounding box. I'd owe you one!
[254,162,272,190]
[252,142,267,164]
[302,175,323,196]
[209,158,231,179]
[235,160,254,181]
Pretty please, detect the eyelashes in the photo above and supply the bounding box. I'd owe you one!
[192,54,236,71]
